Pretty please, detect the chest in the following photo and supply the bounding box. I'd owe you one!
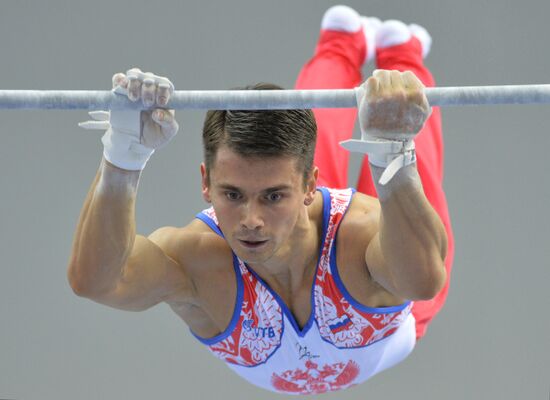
[264,276,314,330]
[201,260,414,371]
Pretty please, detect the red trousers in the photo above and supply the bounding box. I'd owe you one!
[295,29,455,340]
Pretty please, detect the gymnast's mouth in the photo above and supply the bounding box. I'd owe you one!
[238,239,269,249]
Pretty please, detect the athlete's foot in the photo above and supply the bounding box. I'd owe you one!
[409,23,432,59]
[321,5,362,33]
[376,19,432,60]
[321,5,381,65]
[374,19,436,93]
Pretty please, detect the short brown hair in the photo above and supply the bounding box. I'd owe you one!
[202,83,317,187]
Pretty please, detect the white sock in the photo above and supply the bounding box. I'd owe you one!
[321,5,382,64]
[376,19,432,59]
[321,5,361,32]
[376,20,412,49]
[409,23,432,58]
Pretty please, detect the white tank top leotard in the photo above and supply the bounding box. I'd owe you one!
[193,187,416,395]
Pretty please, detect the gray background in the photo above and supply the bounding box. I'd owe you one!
[0,0,549,399]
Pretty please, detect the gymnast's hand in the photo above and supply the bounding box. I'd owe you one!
[342,69,431,185]
[358,69,431,141]
[79,67,179,171]
[112,68,179,149]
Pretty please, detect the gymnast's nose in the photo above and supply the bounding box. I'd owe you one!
[240,201,264,231]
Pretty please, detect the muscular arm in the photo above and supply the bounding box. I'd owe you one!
[67,69,193,311]
[350,70,448,300]
[68,159,139,294]
[67,159,193,311]
[366,164,447,300]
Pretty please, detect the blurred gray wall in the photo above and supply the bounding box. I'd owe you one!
[0,1,548,399]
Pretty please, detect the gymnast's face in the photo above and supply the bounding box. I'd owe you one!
[201,145,316,265]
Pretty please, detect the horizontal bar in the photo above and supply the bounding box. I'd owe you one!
[0,84,550,110]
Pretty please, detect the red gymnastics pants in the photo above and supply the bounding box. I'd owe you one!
[295,29,455,340]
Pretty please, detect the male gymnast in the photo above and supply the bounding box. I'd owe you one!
[69,5,453,394]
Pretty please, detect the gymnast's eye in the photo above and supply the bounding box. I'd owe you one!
[266,192,283,202]
[225,191,242,201]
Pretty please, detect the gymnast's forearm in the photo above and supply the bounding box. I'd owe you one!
[371,164,448,299]
[67,158,141,296]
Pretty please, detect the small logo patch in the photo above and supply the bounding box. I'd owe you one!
[242,319,276,338]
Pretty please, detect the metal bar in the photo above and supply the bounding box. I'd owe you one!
[0,84,550,110]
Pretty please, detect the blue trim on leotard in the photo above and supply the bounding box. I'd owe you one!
[191,212,242,344]
[195,212,225,238]
[327,189,411,314]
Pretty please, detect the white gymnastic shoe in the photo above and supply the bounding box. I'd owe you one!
[409,23,432,58]
[376,19,432,58]
[321,5,362,32]
[321,5,381,64]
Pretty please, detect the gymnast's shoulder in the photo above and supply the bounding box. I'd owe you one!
[333,190,380,246]
[147,221,234,277]
[306,188,379,249]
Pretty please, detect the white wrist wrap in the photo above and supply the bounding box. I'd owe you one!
[79,71,175,171]
[79,84,161,171]
[101,129,155,171]
[341,137,416,185]
[101,108,154,171]
[340,86,417,185]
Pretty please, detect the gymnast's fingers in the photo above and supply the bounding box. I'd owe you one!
[402,71,429,109]
[112,73,128,90]
[156,81,172,107]
[126,67,143,102]
[141,72,157,108]
[390,70,405,91]
[373,69,391,96]
[365,76,379,98]
[152,109,179,141]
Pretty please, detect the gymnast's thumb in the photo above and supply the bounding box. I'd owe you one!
[151,109,179,138]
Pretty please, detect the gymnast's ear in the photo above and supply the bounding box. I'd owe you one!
[304,167,319,206]
[200,163,211,203]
